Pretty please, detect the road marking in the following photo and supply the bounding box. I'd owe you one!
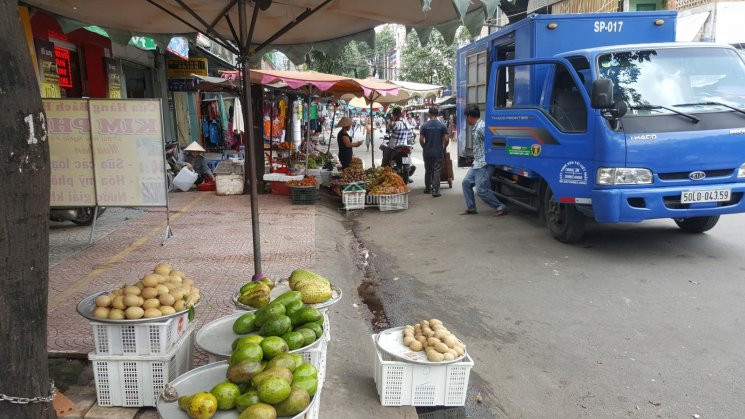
[48,193,207,311]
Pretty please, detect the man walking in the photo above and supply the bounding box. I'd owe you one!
[419,107,449,197]
[461,106,507,216]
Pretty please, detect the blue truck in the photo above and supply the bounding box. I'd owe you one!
[455,11,745,242]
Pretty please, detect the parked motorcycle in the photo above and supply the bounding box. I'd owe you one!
[50,207,106,226]
[391,146,416,184]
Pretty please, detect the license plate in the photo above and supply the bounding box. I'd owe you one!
[402,156,411,165]
[680,189,731,204]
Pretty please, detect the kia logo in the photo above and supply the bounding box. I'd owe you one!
[689,171,706,181]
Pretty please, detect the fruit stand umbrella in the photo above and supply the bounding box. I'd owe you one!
[23,0,500,279]
[347,97,384,112]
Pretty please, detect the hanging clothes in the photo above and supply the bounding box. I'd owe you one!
[209,120,220,144]
[218,95,229,133]
[233,98,245,133]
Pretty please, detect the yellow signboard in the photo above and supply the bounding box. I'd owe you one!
[44,99,96,207]
[89,99,167,206]
[166,57,208,78]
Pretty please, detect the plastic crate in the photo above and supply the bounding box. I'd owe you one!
[378,193,409,211]
[90,324,195,407]
[290,186,318,205]
[90,312,191,356]
[216,174,244,195]
[371,334,474,407]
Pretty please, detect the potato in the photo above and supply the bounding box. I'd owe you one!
[141,287,158,299]
[427,350,444,362]
[427,337,441,346]
[93,306,110,319]
[409,340,423,351]
[156,284,169,296]
[160,306,176,315]
[424,329,435,338]
[420,320,429,328]
[415,335,427,345]
[443,336,458,348]
[403,336,415,346]
[403,329,413,337]
[112,288,124,297]
[124,285,141,296]
[135,281,145,290]
[142,274,160,288]
[125,306,144,319]
[432,324,446,332]
[159,293,176,307]
[157,274,167,284]
[143,298,160,310]
[434,330,450,340]
[144,308,163,318]
[111,296,126,310]
[168,275,183,284]
[154,263,172,276]
[434,342,450,354]
[453,346,465,356]
[95,295,111,307]
[123,294,141,307]
[173,300,185,312]
[108,308,125,320]
[429,319,443,326]
[447,349,458,357]
[170,270,186,279]
[172,288,187,301]
[443,353,455,361]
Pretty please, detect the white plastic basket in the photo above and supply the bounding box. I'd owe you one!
[90,324,195,407]
[378,193,409,211]
[90,312,192,356]
[371,334,474,407]
[342,190,366,210]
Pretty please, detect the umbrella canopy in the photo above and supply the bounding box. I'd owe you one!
[347,97,384,111]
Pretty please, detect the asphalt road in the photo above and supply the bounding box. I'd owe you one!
[347,139,745,418]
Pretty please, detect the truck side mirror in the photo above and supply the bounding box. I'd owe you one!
[591,79,614,109]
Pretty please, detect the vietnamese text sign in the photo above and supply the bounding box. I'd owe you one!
[44,99,96,206]
[89,99,167,206]
[166,58,208,78]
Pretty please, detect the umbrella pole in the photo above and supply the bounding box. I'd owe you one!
[369,100,375,169]
[238,0,263,280]
[326,103,336,154]
[306,89,311,176]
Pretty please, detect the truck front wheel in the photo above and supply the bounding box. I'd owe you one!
[674,216,719,233]
[544,186,586,243]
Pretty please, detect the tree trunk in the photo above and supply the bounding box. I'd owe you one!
[0,1,54,418]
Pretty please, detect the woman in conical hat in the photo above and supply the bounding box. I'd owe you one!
[178,142,214,184]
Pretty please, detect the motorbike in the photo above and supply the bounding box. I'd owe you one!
[383,133,416,183]
[50,207,106,226]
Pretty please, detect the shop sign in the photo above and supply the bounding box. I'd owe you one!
[167,79,196,92]
[105,58,122,99]
[129,36,157,51]
[54,46,73,89]
[166,58,208,78]
[166,36,190,60]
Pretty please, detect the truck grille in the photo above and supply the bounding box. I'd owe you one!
[658,169,733,181]
[663,192,743,209]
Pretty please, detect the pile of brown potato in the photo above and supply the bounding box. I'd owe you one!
[91,263,200,320]
[402,319,466,362]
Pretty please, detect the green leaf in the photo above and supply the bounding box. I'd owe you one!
[188,305,195,322]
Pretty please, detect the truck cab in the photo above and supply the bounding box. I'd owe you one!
[456,12,745,242]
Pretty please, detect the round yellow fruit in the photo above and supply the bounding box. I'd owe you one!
[154,263,172,276]
[171,288,186,301]
[183,278,194,287]
[134,281,145,290]
[160,306,176,315]
[187,392,217,419]
[124,285,141,296]
[112,288,124,297]
[142,274,160,288]
[168,275,183,284]
[143,298,161,310]
[156,284,169,296]
[123,294,141,307]
[125,306,145,319]
[170,270,186,279]
[111,296,126,310]
[108,308,125,320]
[141,287,158,299]
[159,293,176,307]
[173,300,186,312]
[93,306,110,319]
[95,295,111,307]
[144,308,162,318]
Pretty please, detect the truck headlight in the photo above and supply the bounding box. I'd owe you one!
[738,163,745,178]
[596,168,653,185]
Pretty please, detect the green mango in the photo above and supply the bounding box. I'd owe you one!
[233,335,264,351]
[273,386,310,416]
[233,312,257,335]
[234,389,260,412]
[254,303,286,327]
[292,363,317,381]
[295,322,323,340]
[291,377,318,397]
[259,315,292,337]
[280,331,305,350]
[272,291,302,307]
[283,300,304,317]
[266,353,297,372]
[295,328,316,346]
[289,307,322,326]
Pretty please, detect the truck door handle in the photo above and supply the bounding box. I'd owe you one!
[491,137,506,148]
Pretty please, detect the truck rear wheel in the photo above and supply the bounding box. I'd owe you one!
[544,186,585,243]
[674,216,719,233]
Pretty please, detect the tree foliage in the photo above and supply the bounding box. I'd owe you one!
[305,25,397,78]
[400,30,455,86]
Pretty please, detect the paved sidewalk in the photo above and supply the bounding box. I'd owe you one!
[47,191,315,363]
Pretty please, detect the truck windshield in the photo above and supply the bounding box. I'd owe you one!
[597,47,745,114]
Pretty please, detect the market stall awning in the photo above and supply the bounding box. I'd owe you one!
[347,97,384,111]
[389,80,442,100]
[25,1,499,63]
[251,70,400,98]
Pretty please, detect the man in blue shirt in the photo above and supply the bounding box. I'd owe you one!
[461,106,506,216]
[419,107,449,197]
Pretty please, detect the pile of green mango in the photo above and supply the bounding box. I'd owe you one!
[178,333,319,418]
[233,290,324,350]
[237,277,276,309]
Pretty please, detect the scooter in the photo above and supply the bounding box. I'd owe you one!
[390,145,416,184]
[50,207,106,226]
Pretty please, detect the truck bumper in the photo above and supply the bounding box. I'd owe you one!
[591,184,745,223]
